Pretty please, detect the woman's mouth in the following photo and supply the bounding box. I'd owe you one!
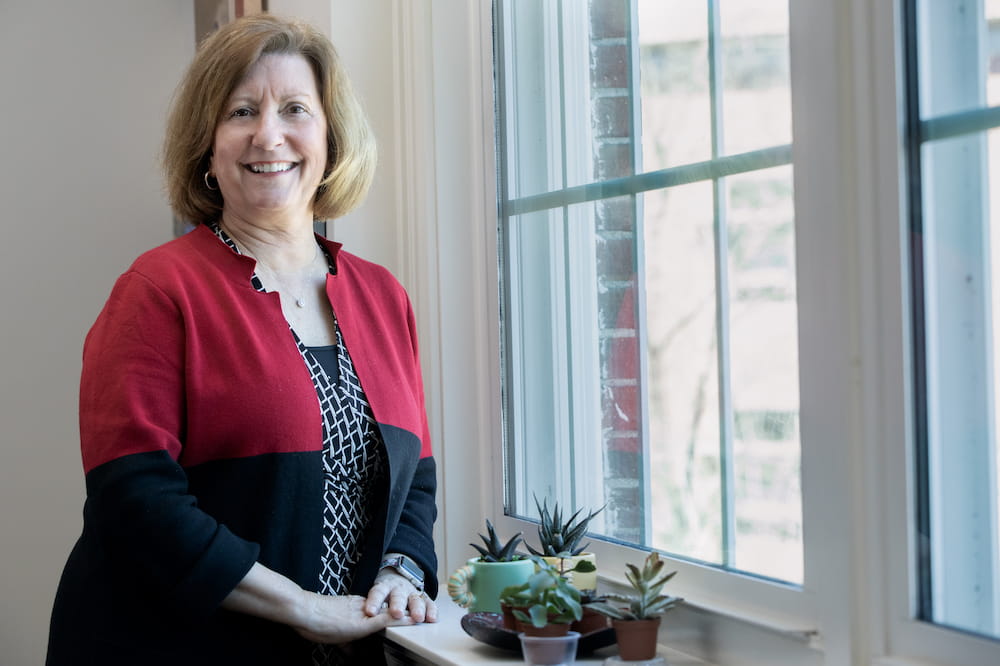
[244,161,297,174]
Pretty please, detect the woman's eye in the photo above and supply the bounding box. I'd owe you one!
[229,107,253,118]
[287,103,308,114]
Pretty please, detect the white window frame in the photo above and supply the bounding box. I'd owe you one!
[377,0,1000,663]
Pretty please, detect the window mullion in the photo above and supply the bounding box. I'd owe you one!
[628,0,653,547]
[707,0,737,568]
[922,105,1000,142]
[505,144,792,216]
[902,0,933,626]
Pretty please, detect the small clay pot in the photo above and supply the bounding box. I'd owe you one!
[500,603,521,631]
[612,616,661,661]
[571,606,609,635]
[516,619,572,637]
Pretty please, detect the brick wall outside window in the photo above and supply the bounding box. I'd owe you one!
[590,0,644,543]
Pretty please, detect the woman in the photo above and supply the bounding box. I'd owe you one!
[46,14,437,665]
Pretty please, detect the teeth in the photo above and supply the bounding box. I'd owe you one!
[248,162,294,173]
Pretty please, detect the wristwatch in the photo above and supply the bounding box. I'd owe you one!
[380,553,425,592]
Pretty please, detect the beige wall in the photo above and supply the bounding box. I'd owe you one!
[0,2,194,662]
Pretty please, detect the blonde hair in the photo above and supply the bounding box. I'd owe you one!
[163,14,376,224]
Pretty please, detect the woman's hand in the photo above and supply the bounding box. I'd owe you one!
[293,591,414,644]
[222,562,414,645]
[365,569,438,624]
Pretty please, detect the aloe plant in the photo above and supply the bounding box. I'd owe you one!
[526,496,604,558]
[586,552,682,620]
[469,519,525,562]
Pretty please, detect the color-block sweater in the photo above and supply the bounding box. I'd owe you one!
[46,224,437,665]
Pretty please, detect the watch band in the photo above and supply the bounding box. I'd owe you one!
[380,553,425,591]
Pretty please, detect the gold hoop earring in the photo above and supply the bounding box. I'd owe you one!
[204,171,218,191]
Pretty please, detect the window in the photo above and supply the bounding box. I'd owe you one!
[495,0,801,584]
[391,0,1000,661]
[906,0,1000,642]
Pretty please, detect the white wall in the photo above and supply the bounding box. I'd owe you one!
[0,2,194,662]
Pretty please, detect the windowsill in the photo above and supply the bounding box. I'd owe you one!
[615,575,818,640]
[579,538,819,640]
[385,596,712,666]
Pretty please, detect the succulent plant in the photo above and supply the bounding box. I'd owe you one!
[586,552,683,620]
[498,556,587,628]
[526,496,604,558]
[469,519,525,562]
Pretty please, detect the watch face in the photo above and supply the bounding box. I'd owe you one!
[384,555,423,585]
[400,558,423,582]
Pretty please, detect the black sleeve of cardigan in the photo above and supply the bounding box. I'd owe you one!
[386,456,439,599]
[85,451,261,619]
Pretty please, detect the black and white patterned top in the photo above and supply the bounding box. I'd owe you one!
[209,225,388,604]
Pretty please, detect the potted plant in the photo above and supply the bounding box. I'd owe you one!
[447,519,535,613]
[526,496,604,593]
[586,552,683,661]
[498,556,589,637]
[469,518,525,562]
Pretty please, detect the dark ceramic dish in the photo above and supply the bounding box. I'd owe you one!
[459,612,616,655]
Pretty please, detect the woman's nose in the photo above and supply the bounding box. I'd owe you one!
[251,113,284,150]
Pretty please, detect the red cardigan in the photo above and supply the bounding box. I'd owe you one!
[47,224,437,665]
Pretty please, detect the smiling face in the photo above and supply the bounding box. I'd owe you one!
[210,53,328,227]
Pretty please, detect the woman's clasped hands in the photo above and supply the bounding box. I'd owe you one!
[293,570,437,645]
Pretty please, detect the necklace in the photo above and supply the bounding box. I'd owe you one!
[228,233,323,309]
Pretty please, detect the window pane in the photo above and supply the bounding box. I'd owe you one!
[638,0,712,171]
[919,0,1000,116]
[503,200,629,538]
[992,0,1000,106]
[498,0,565,200]
[498,0,607,199]
[911,0,1000,640]
[719,2,792,154]
[503,208,570,495]
[918,127,1000,641]
[725,166,801,582]
[644,182,723,565]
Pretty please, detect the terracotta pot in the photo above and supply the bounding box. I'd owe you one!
[612,616,661,661]
[571,606,609,635]
[516,619,572,637]
[500,602,522,631]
